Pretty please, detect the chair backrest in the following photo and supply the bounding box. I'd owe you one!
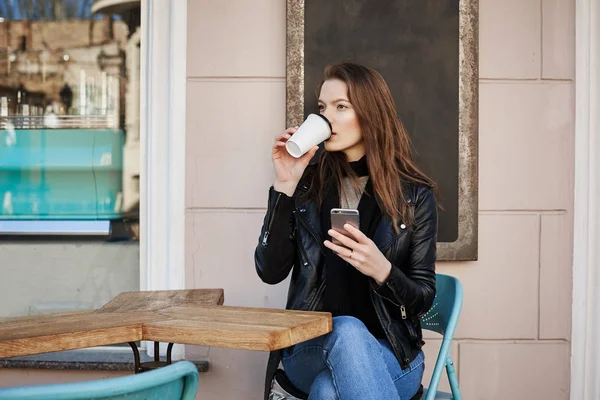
[419,274,463,400]
[0,360,198,400]
[420,273,463,337]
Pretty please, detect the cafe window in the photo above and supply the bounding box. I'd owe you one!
[0,1,142,325]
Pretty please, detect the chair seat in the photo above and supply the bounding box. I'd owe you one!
[422,388,454,399]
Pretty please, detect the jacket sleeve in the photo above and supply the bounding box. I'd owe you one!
[254,187,297,285]
[373,186,437,317]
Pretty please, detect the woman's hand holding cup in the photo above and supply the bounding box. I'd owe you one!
[272,127,319,197]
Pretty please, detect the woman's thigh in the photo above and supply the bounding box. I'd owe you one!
[378,339,425,399]
[281,336,329,394]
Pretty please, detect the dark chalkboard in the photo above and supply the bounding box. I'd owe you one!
[303,0,460,243]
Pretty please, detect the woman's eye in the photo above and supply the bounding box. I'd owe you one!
[337,104,346,110]
[317,105,324,111]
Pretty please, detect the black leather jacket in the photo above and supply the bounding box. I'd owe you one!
[254,173,437,399]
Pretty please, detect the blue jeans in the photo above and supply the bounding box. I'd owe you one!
[282,316,424,400]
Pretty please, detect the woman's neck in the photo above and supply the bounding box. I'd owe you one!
[343,145,366,162]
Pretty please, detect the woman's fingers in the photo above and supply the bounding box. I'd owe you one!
[273,133,292,152]
[343,224,369,245]
[284,127,298,136]
[274,134,289,143]
[328,229,359,250]
[298,145,319,166]
[274,130,295,148]
[324,240,354,258]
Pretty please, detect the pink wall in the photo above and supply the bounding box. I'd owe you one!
[184,0,575,399]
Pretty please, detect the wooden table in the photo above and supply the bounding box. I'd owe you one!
[0,289,332,373]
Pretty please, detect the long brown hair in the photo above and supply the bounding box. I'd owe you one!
[303,63,437,231]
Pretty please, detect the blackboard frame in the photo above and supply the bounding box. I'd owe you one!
[286,0,479,261]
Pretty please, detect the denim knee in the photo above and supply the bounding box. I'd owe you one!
[332,316,371,335]
[309,369,338,400]
[328,316,379,350]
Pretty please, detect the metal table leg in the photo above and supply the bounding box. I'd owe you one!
[129,341,175,373]
[166,343,174,363]
[128,342,142,373]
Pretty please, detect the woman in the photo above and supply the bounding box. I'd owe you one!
[255,63,438,400]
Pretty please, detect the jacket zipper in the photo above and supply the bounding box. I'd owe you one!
[292,201,325,310]
[308,280,326,311]
[371,293,411,368]
[261,193,282,246]
[295,214,325,311]
[378,244,418,348]
[376,281,401,307]
[298,245,311,268]
[400,305,420,345]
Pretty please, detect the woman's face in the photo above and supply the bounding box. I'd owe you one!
[318,79,365,162]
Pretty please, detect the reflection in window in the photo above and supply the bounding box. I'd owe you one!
[0,0,141,321]
[0,0,140,229]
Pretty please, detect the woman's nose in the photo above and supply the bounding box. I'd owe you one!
[323,109,334,126]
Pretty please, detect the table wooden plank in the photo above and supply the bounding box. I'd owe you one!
[0,312,166,358]
[143,306,332,351]
[0,325,142,359]
[156,306,329,328]
[0,313,163,341]
[0,311,92,329]
[96,289,224,313]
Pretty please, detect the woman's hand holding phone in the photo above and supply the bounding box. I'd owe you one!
[324,224,393,286]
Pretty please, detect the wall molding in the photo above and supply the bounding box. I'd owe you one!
[139,0,187,360]
[571,0,600,398]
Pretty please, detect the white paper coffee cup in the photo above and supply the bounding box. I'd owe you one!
[286,114,332,158]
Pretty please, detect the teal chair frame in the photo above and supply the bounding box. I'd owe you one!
[420,274,463,400]
[0,360,198,400]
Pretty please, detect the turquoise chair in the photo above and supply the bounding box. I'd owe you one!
[0,360,198,400]
[420,274,463,400]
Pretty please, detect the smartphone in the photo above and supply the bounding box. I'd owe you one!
[330,208,360,247]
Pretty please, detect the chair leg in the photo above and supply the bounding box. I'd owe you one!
[445,356,461,400]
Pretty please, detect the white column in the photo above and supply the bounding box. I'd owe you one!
[571,0,600,398]
[139,0,187,359]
